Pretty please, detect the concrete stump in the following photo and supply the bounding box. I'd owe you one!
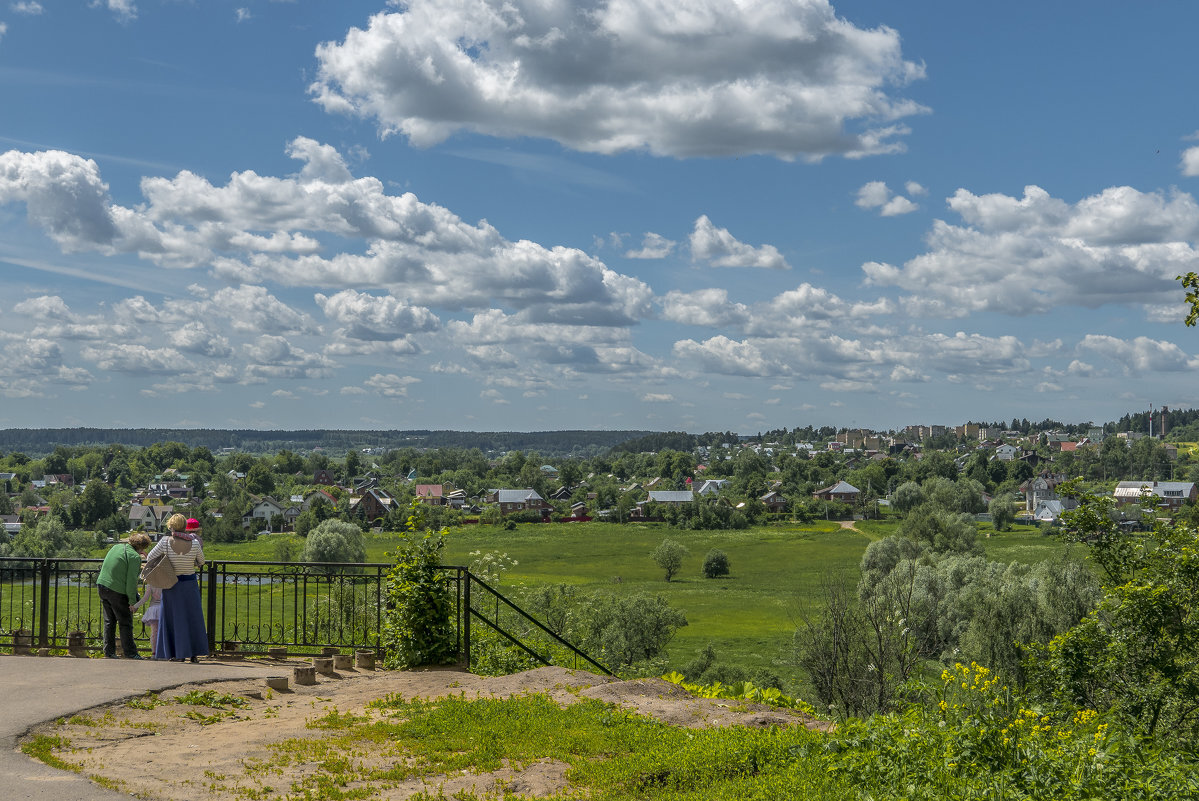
[321,646,338,657]
[355,650,375,670]
[313,657,335,676]
[13,629,32,656]
[68,631,88,658]
[268,646,288,659]
[333,654,353,671]
[37,647,50,657]
[265,677,289,692]
[293,666,317,686]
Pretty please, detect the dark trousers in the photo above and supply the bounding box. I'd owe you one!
[98,583,138,658]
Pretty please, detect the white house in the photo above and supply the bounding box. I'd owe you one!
[243,497,284,529]
[696,479,730,496]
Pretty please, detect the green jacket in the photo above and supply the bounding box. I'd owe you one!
[98,542,141,604]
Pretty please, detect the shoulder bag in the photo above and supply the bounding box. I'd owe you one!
[140,545,178,590]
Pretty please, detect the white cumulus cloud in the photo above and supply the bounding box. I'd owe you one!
[91,0,135,22]
[1078,334,1199,374]
[316,289,440,340]
[863,184,1199,317]
[855,180,918,215]
[1182,146,1199,178]
[689,215,788,269]
[364,373,420,397]
[309,0,926,160]
[625,232,676,259]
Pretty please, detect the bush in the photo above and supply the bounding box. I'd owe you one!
[702,548,730,578]
[381,505,457,670]
[509,584,688,675]
[575,593,688,672]
[272,535,301,563]
[301,519,366,568]
[682,643,782,690]
[1027,489,1199,745]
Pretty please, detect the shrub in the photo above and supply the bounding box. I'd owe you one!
[702,548,730,578]
[300,519,366,568]
[1027,487,1199,745]
[380,504,457,670]
[504,584,688,675]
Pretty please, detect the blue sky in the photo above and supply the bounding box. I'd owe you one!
[2,1,1198,434]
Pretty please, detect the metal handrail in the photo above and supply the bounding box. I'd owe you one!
[459,569,614,676]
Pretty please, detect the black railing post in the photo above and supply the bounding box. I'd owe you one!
[206,561,217,653]
[462,568,471,669]
[37,559,52,648]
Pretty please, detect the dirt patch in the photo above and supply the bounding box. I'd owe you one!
[22,665,827,799]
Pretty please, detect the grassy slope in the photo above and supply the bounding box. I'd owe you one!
[439,521,868,679]
[207,519,1076,687]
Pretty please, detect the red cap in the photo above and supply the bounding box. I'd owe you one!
[185,518,201,531]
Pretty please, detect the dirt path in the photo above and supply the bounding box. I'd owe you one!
[22,665,829,800]
[838,519,881,540]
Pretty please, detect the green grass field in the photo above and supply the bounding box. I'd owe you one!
[202,520,1077,688]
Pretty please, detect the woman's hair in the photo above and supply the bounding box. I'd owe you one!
[166,513,187,532]
[127,532,152,552]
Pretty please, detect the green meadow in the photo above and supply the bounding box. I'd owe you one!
[206,520,1073,686]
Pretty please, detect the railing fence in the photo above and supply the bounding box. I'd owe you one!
[0,557,611,675]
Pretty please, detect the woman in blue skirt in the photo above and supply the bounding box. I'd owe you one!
[148,514,209,662]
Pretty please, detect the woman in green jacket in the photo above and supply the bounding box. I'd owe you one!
[97,532,152,658]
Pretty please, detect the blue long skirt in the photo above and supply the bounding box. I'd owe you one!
[156,574,209,660]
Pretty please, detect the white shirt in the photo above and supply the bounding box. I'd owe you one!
[148,536,205,576]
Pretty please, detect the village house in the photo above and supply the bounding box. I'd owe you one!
[695,478,730,497]
[1113,481,1198,512]
[647,490,694,505]
[243,497,285,530]
[348,488,397,521]
[128,503,175,534]
[486,488,549,515]
[1018,472,1077,513]
[759,490,787,513]
[994,444,1019,462]
[302,489,337,511]
[414,484,447,506]
[813,481,860,503]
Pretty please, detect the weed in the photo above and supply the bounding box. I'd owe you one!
[90,774,125,792]
[185,709,236,725]
[21,735,80,773]
[174,690,250,709]
[126,693,165,710]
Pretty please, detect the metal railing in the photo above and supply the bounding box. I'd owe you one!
[0,557,611,675]
[461,570,614,675]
